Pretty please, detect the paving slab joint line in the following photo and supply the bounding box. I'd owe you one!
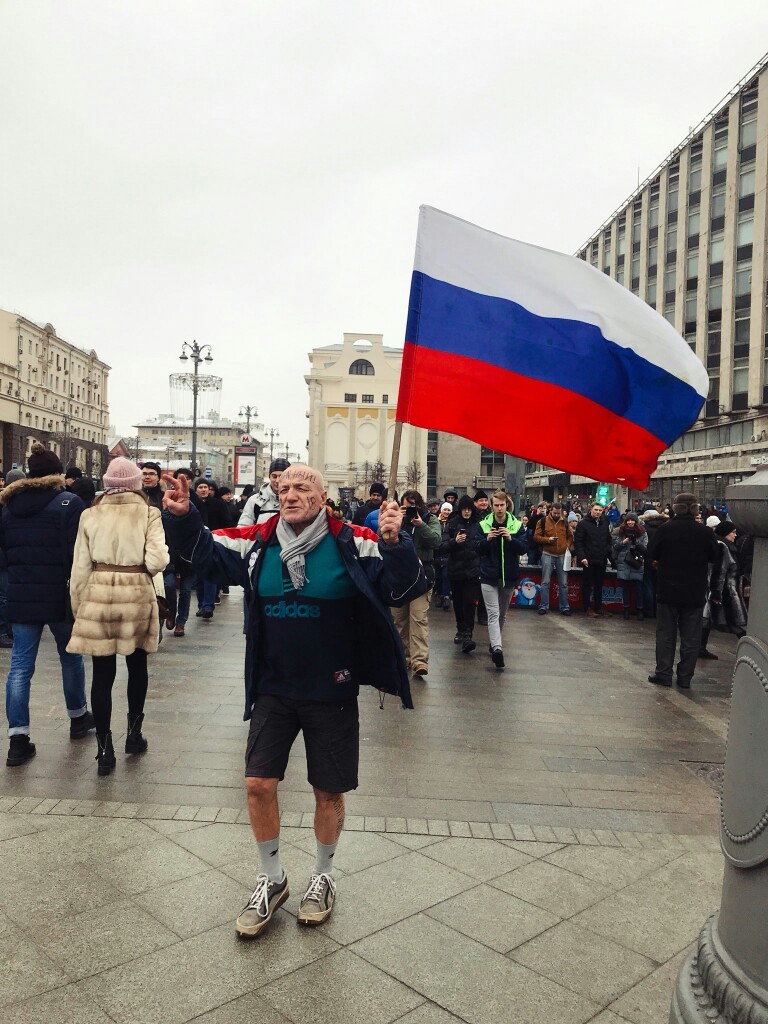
[1,796,714,847]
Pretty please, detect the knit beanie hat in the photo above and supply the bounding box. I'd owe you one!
[672,491,699,515]
[706,515,721,528]
[269,458,291,475]
[102,457,143,492]
[473,489,488,501]
[28,442,63,479]
[714,520,736,538]
[5,468,26,484]
[369,481,386,496]
[65,466,83,480]
[457,495,475,514]
[440,501,454,515]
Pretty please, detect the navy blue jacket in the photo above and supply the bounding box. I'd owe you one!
[164,508,427,716]
[0,475,85,623]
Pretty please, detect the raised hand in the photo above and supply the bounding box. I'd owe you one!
[162,472,190,516]
[378,499,402,545]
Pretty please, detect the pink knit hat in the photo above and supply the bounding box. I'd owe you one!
[102,457,143,492]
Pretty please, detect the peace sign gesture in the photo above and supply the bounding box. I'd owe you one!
[162,472,190,516]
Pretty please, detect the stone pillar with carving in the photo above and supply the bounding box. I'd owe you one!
[670,469,768,1022]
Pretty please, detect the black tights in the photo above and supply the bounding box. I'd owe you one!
[91,650,149,735]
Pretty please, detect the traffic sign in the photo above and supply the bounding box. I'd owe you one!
[204,467,213,480]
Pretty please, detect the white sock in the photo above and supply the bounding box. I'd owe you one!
[258,837,283,882]
[315,840,337,876]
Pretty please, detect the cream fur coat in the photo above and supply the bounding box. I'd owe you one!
[67,492,169,656]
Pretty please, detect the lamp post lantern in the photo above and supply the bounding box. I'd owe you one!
[239,404,258,436]
[265,426,280,462]
[179,340,213,475]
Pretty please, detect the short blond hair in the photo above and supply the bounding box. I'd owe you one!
[491,490,512,512]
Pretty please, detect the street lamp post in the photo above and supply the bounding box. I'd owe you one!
[239,405,258,436]
[265,426,280,462]
[179,341,213,476]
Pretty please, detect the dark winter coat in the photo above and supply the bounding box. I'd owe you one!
[475,511,528,587]
[353,498,384,526]
[647,515,719,606]
[574,514,613,565]
[440,514,481,582]
[164,508,427,715]
[707,537,747,630]
[0,474,85,623]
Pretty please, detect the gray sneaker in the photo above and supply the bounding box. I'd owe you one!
[235,872,289,938]
[297,872,336,926]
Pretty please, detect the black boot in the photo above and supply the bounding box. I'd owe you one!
[623,608,630,620]
[96,733,116,776]
[6,734,36,767]
[125,713,148,755]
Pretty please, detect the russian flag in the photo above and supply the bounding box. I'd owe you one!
[397,207,709,490]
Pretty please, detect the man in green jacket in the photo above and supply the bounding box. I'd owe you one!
[391,490,442,676]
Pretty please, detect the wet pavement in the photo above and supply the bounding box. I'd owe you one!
[0,591,734,1023]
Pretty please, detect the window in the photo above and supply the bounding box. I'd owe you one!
[713,115,729,170]
[646,280,657,306]
[686,251,699,280]
[666,226,677,255]
[710,233,725,263]
[664,268,676,293]
[382,394,388,403]
[710,183,725,223]
[617,224,626,256]
[685,291,697,320]
[737,214,753,246]
[709,279,723,311]
[344,393,357,402]
[688,210,700,237]
[362,394,374,403]
[739,167,756,198]
[349,359,374,376]
[734,314,750,346]
[664,303,675,325]
[647,240,658,270]
[689,163,702,193]
[741,88,758,149]
[735,260,751,297]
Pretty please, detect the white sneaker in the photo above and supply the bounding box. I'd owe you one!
[235,872,289,938]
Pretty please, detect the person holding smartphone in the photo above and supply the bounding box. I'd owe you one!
[440,495,481,652]
[391,491,442,676]
[476,491,528,669]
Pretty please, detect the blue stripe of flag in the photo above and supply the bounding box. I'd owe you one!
[406,272,703,445]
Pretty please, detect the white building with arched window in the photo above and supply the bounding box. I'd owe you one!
[306,333,428,498]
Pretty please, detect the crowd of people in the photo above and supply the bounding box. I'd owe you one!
[0,446,749,938]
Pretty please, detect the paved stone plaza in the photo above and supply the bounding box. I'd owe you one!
[0,592,734,1023]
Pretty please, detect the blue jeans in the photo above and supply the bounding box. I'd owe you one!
[540,553,569,611]
[196,577,217,614]
[176,573,195,625]
[6,621,86,736]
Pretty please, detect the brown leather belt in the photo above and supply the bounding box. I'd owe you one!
[93,563,148,573]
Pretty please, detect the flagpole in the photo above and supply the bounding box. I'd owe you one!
[381,419,403,542]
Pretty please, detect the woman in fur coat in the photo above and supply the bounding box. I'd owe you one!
[67,458,169,775]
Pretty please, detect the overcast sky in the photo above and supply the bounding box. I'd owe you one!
[1,1,766,454]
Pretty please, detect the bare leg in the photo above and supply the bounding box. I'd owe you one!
[245,777,280,841]
[313,787,345,844]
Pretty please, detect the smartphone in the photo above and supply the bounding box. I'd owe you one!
[457,528,467,537]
